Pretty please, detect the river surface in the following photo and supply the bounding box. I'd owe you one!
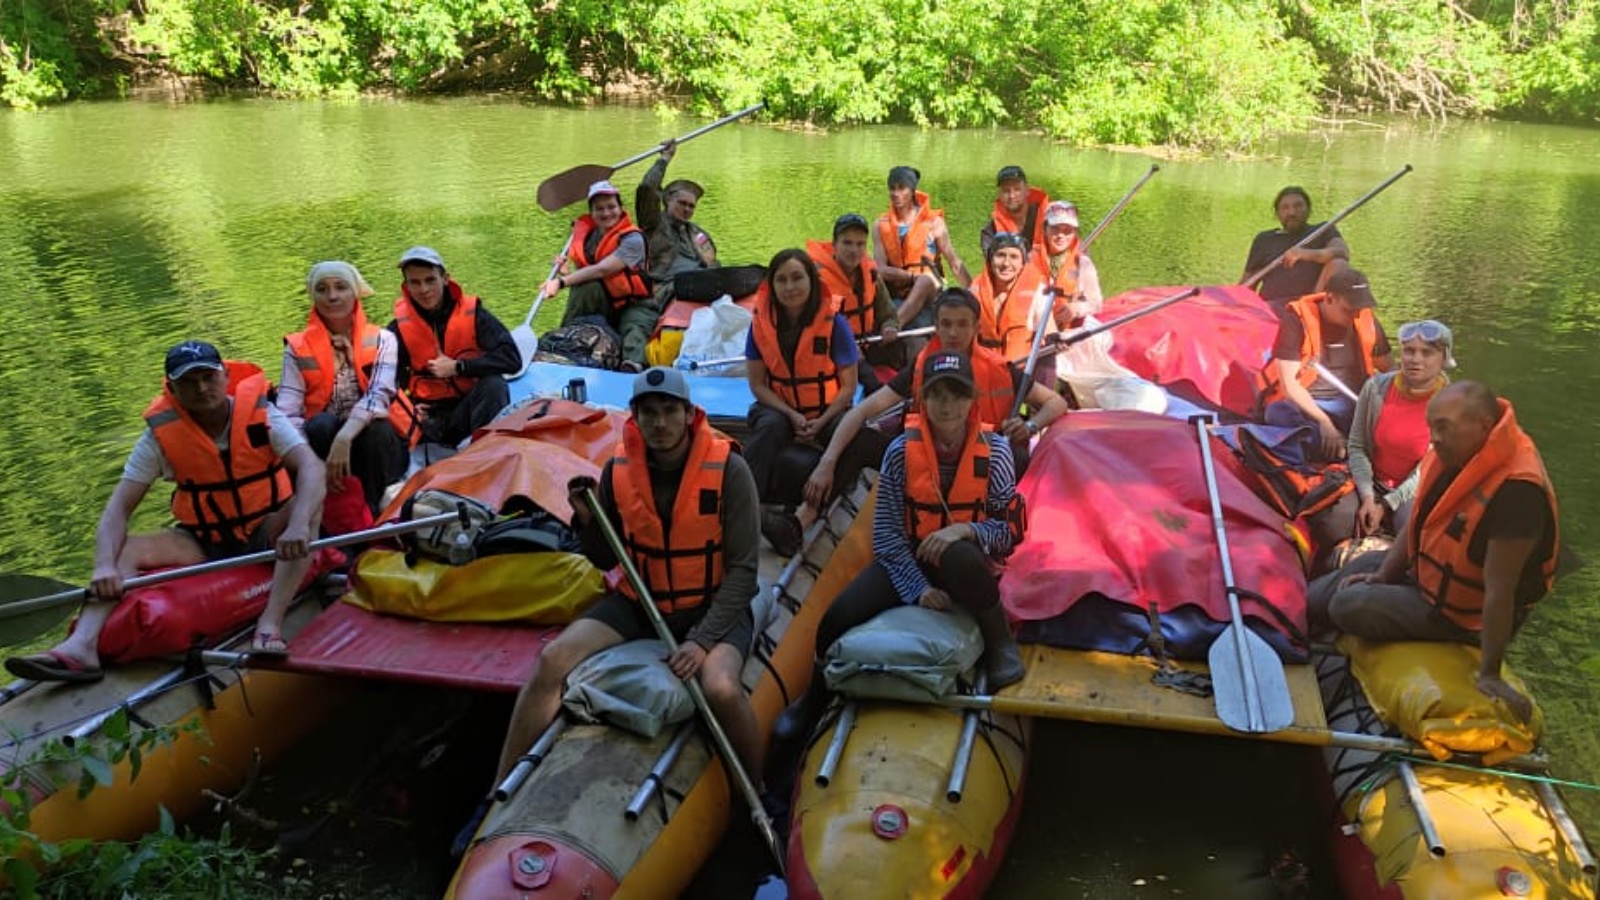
[2,99,1597,896]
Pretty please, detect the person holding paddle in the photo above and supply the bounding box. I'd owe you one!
[1258,266,1393,462]
[539,181,657,369]
[1242,186,1351,307]
[972,232,1062,390]
[4,342,325,682]
[389,246,519,448]
[636,138,718,306]
[493,367,769,792]
[804,288,1067,504]
[278,261,408,515]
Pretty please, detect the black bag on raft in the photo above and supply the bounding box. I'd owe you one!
[534,315,624,370]
[673,265,767,302]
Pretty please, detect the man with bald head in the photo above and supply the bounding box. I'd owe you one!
[1308,381,1560,720]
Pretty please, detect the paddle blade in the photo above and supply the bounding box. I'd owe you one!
[0,575,82,647]
[509,324,539,378]
[1207,622,1295,734]
[537,164,615,211]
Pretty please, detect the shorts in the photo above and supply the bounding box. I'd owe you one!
[580,591,755,658]
[175,513,279,561]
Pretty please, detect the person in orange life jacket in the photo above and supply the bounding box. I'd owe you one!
[979,165,1050,257]
[277,261,408,515]
[1346,320,1455,537]
[873,165,968,330]
[774,351,1028,738]
[1037,201,1103,324]
[808,213,904,394]
[493,367,768,787]
[1261,265,1393,461]
[388,246,517,447]
[744,250,862,542]
[1305,382,1558,723]
[972,231,1063,391]
[4,342,326,683]
[636,138,718,306]
[804,287,1069,513]
[1242,185,1351,308]
[539,180,656,369]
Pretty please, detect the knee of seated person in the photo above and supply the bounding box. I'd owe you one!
[937,538,990,571]
[698,657,747,702]
[1326,592,1377,637]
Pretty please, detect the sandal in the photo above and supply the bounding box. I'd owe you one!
[4,650,105,684]
[250,629,290,659]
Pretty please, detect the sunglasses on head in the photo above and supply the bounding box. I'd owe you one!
[1398,320,1448,343]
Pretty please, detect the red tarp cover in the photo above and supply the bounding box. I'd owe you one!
[280,602,556,692]
[1104,284,1279,417]
[1001,410,1308,661]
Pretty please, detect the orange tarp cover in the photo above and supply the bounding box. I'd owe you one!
[381,398,627,523]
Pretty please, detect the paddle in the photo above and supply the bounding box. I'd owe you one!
[1240,164,1413,289]
[1009,164,1160,418]
[536,103,766,212]
[1036,286,1202,361]
[508,231,574,379]
[1192,415,1295,733]
[0,510,470,647]
[575,483,787,874]
[1310,360,1361,403]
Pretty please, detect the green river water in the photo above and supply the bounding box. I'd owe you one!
[1,99,1596,897]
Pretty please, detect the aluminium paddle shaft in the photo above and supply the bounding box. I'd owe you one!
[576,485,787,874]
[0,510,469,623]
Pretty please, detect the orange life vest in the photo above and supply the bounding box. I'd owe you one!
[283,304,417,442]
[1039,236,1083,304]
[910,340,1016,427]
[571,212,650,306]
[875,191,945,277]
[749,287,842,420]
[1407,399,1560,630]
[144,361,293,549]
[392,282,483,405]
[972,263,1054,362]
[1258,292,1379,408]
[902,414,993,543]
[611,411,731,614]
[990,186,1050,250]
[807,239,881,337]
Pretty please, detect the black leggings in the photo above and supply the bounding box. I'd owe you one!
[305,412,407,513]
[744,402,888,506]
[815,541,999,655]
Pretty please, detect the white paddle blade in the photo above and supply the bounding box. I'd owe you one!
[1208,623,1295,734]
[510,324,538,379]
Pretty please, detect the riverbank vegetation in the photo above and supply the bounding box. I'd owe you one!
[3,1,1598,145]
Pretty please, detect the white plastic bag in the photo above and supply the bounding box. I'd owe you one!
[675,295,753,377]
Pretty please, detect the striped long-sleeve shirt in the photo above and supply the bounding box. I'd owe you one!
[873,431,1018,604]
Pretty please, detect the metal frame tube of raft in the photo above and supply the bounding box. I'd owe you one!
[625,722,695,821]
[933,691,1552,770]
[814,702,858,788]
[945,674,987,804]
[1536,780,1600,879]
[494,718,569,801]
[1397,761,1446,858]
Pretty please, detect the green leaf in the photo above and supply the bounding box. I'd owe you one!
[80,755,115,789]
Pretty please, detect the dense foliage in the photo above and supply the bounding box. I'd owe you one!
[3,0,1598,145]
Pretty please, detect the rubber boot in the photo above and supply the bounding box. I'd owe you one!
[772,660,829,744]
[974,605,1026,690]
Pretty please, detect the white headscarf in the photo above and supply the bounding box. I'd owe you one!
[305,260,375,301]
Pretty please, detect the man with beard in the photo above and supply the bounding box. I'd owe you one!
[1242,186,1350,307]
